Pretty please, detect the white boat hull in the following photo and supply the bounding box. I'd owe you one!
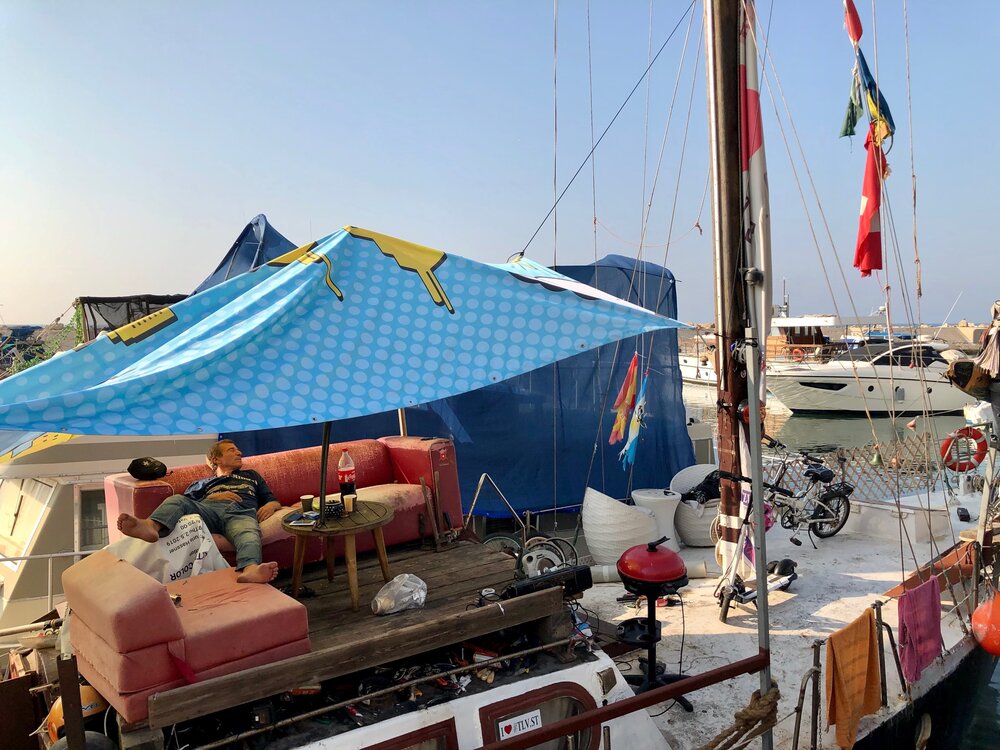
[766,362,975,414]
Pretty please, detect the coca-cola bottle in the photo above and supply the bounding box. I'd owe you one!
[337,448,356,497]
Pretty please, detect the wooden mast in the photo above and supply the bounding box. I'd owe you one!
[705,0,745,552]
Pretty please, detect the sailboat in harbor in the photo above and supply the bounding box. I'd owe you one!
[2,3,1000,750]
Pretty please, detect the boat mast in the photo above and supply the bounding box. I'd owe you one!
[705,3,774,748]
[704,0,746,565]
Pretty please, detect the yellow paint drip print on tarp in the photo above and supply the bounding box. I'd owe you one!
[108,308,178,346]
[266,241,343,299]
[346,226,454,313]
[0,432,74,464]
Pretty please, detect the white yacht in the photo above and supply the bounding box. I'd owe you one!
[766,342,976,414]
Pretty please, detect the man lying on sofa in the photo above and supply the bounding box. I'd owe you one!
[116,440,281,584]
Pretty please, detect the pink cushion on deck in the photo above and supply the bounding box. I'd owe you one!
[62,550,183,653]
[71,616,180,694]
[355,483,426,514]
[165,569,308,672]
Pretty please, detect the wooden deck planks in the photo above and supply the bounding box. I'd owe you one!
[146,542,560,729]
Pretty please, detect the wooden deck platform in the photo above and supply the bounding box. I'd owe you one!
[146,541,564,729]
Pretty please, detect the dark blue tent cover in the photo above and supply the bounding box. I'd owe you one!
[192,214,296,294]
[227,254,694,517]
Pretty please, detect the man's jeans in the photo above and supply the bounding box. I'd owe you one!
[149,494,262,570]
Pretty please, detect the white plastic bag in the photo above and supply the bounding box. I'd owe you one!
[371,573,427,615]
[105,514,230,583]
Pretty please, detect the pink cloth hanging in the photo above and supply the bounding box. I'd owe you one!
[897,576,943,683]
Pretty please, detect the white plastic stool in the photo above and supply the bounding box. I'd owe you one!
[631,489,682,551]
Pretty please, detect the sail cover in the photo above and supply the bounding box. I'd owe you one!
[0,228,684,436]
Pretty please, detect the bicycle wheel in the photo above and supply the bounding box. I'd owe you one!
[812,495,851,538]
[482,534,523,557]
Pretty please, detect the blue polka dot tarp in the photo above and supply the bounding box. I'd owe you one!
[0,226,686,436]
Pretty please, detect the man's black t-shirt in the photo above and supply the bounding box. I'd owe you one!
[183,470,278,510]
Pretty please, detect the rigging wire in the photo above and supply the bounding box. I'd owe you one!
[584,0,609,495]
[551,0,560,528]
[749,0,959,586]
[515,0,697,259]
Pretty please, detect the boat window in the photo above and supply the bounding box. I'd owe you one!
[798,382,847,391]
[0,478,55,562]
[77,487,108,550]
[361,718,458,750]
[915,347,946,366]
[479,682,598,750]
[888,349,914,367]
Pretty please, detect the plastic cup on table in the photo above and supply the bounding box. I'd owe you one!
[300,495,315,512]
[344,493,357,513]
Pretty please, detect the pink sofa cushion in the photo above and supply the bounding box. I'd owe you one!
[355,483,426,515]
[63,551,183,653]
[165,569,308,673]
[71,616,179,694]
[77,638,311,725]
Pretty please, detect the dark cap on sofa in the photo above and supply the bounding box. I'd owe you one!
[127,457,168,481]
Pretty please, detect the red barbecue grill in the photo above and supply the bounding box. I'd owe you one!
[616,535,693,711]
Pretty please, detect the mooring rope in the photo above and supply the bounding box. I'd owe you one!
[696,684,781,750]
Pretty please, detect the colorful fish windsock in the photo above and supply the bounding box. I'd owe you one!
[854,122,889,277]
[620,371,649,469]
[609,352,639,445]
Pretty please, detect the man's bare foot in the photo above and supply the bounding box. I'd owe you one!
[116,513,160,543]
[237,562,279,584]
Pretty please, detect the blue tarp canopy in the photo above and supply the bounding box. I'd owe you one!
[0,229,684,439]
[230,253,695,515]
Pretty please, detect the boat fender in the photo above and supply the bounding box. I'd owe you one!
[972,597,1000,656]
[940,427,987,473]
[590,565,621,583]
[790,348,806,362]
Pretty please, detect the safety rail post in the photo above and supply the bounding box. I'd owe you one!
[972,540,982,611]
[791,639,823,750]
[57,654,87,750]
[872,600,888,707]
[878,621,907,697]
[810,639,822,750]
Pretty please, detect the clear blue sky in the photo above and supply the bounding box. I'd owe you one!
[1,2,996,327]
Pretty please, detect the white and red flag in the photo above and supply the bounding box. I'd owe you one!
[854,121,889,277]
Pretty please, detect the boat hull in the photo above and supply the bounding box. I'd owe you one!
[766,364,975,414]
[854,635,997,750]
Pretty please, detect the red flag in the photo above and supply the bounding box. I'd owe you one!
[844,0,863,45]
[854,122,888,278]
[609,353,639,444]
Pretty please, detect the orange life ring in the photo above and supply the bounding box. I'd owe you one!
[790,348,806,362]
[940,427,988,473]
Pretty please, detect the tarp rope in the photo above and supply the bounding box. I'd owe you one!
[696,684,781,750]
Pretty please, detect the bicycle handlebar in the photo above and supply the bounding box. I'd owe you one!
[761,432,825,465]
[717,469,794,497]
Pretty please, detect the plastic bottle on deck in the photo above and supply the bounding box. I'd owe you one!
[338,448,356,497]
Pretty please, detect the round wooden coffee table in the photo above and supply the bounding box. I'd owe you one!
[282,500,394,609]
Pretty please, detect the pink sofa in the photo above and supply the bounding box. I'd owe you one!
[104,436,463,570]
[63,549,310,724]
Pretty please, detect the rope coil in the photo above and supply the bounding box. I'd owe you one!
[697,684,781,750]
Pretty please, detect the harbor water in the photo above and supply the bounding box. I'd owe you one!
[683,386,999,746]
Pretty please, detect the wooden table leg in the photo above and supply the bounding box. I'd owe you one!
[325,537,337,582]
[290,535,307,599]
[373,527,392,581]
[345,533,359,610]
